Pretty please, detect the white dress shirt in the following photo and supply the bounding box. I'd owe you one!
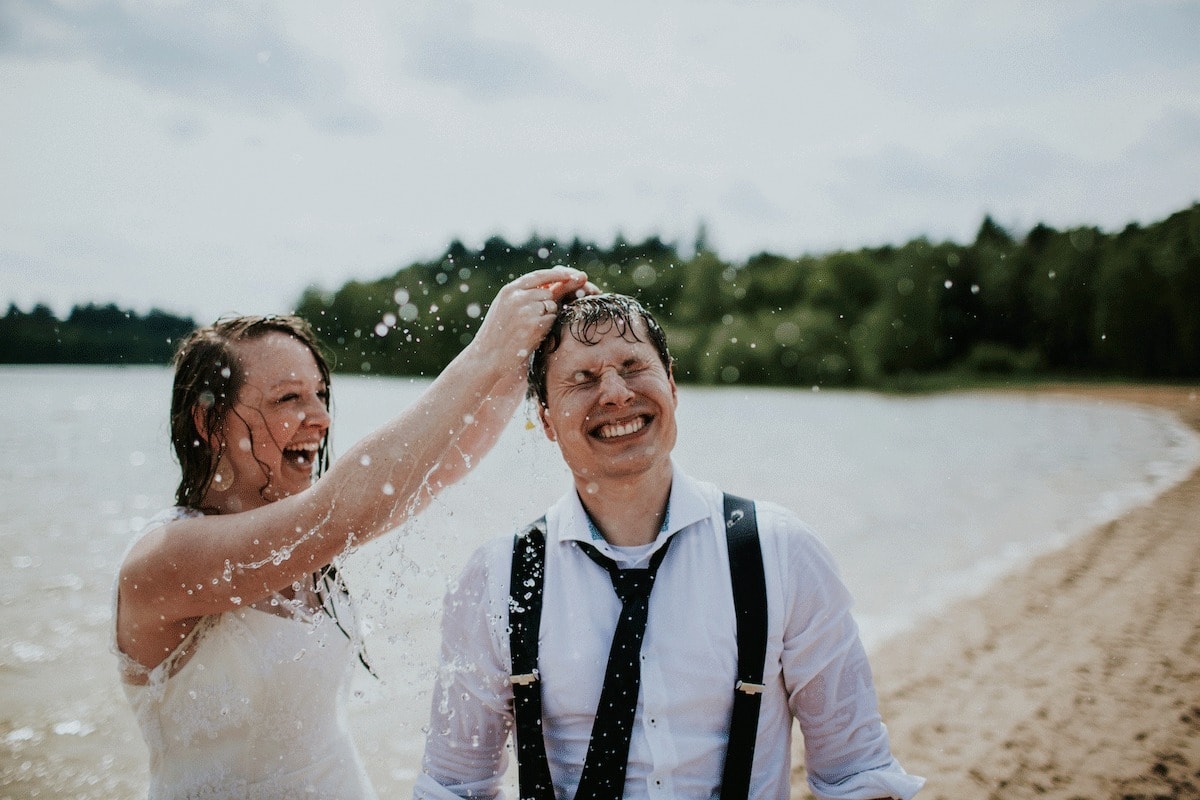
[415,465,923,800]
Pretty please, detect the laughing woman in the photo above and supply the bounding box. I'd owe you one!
[113,267,591,799]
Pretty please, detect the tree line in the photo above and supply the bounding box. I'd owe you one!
[296,203,1199,386]
[4,202,1198,386]
[0,303,195,364]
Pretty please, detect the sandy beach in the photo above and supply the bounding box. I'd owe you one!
[790,385,1200,799]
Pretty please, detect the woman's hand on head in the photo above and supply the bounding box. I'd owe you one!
[471,267,594,369]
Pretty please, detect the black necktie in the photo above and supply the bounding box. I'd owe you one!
[574,538,673,800]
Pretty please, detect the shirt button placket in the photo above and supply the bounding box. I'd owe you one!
[640,647,676,800]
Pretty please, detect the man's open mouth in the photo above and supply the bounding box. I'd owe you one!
[593,415,649,440]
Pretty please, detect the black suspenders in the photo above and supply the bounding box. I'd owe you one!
[507,494,768,800]
[509,517,556,800]
[720,493,767,800]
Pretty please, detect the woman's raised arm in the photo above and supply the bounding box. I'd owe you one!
[119,268,589,628]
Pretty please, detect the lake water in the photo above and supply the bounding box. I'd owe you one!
[2,365,1197,797]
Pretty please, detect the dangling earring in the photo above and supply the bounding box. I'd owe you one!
[212,450,235,493]
[523,398,538,431]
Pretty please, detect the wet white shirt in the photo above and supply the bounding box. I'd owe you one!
[415,466,924,800]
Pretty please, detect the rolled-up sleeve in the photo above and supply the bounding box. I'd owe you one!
[770,508,924,800]
[415,542,514,800]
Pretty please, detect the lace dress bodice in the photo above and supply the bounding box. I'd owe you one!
[113,508,377,800]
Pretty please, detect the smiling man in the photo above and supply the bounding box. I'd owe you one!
[414,294,923,800]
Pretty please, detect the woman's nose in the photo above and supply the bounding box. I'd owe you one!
[299,398,331,429]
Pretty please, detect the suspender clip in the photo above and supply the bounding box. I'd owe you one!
[510,670,540,686]
[735,680,765,695]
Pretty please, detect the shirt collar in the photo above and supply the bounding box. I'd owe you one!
[555,462,710,555]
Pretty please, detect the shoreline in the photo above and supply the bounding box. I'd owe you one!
[790,385,1200,798]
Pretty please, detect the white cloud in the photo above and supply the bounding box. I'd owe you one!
[400,1,593,101]
[1,0,379,132]
[1,0,1198,322]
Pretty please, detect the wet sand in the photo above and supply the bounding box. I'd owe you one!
[791,385,1200,799]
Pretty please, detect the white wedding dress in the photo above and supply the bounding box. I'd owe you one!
[113,508,377,800]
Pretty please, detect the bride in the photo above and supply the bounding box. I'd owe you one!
[113,267,591,798]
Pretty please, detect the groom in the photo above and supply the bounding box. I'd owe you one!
[414,293,923,800]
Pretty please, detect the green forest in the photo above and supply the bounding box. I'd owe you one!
[5,203,1199,387]
[0,303,196,365]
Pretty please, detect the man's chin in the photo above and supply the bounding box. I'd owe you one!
[573,459,665,485]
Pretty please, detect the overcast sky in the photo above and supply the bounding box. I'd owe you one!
[3,0,1198,324]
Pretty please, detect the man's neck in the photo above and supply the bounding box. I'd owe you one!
[575,468,673,547]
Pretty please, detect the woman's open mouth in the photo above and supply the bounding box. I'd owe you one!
[282,442,320,467]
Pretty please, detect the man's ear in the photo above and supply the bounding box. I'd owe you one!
[538,402,557,442]
[669,364,678,406]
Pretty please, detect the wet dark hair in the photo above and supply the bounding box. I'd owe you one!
[527,293,672,407]
[167,315,371,672]
[169,314,332,510]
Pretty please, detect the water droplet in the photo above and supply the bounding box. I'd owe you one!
[632,263,657,287]
[5,727,37,744]
[382,483,395,496]
[774,322,800,345]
